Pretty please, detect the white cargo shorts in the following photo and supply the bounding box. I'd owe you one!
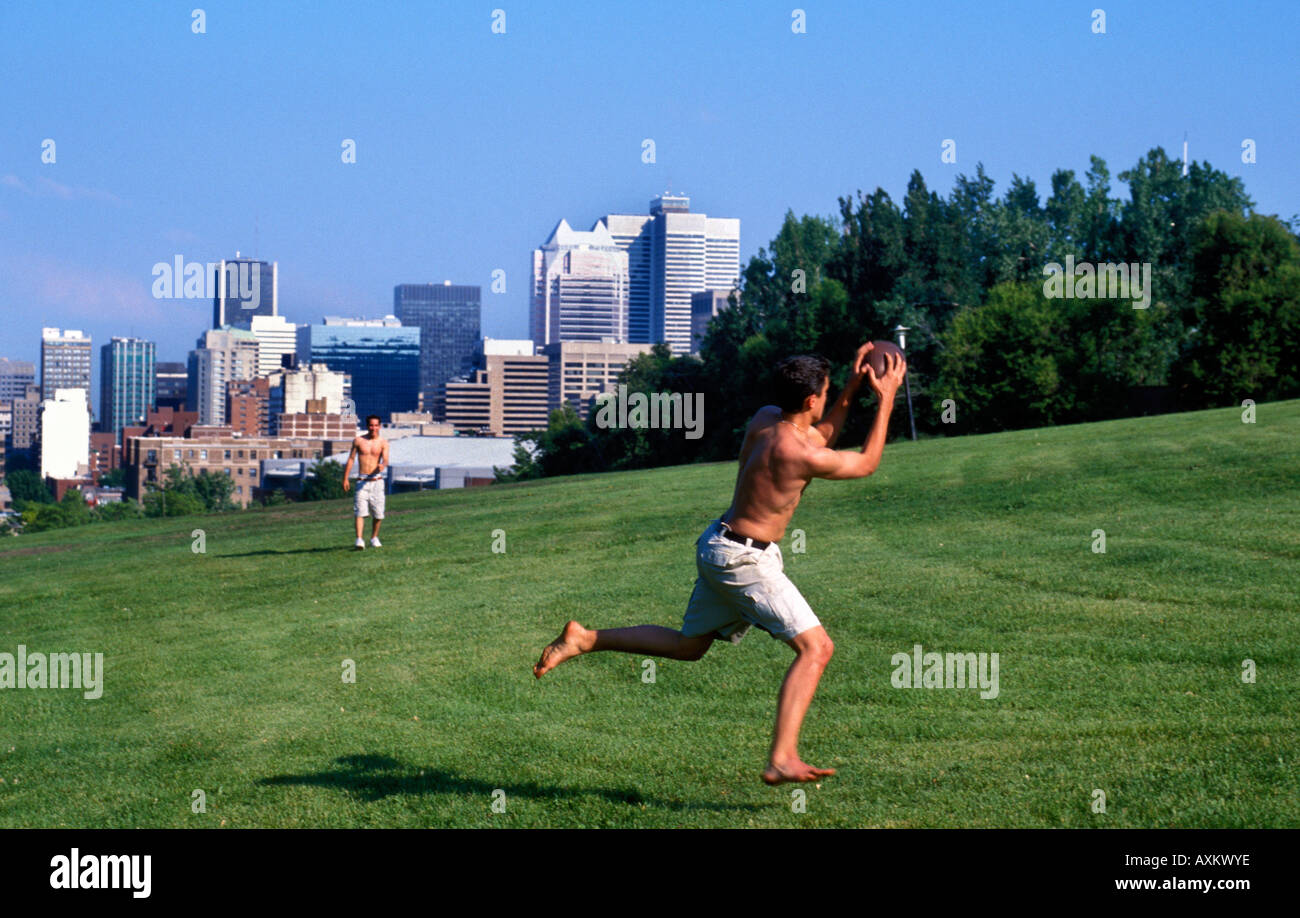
[353,477,386,519]
[681,519,820,644]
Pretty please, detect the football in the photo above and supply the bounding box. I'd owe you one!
[865,340,906,378]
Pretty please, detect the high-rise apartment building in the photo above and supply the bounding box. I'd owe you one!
[212,256,278,329]
[9,384,41,452]
[227,377,272,438]
[296,317,419,424]
[394,283,481,415]
[531,220,629,346]
[100,337,156,435]
[187,327,261,426]
[597,195,739,354]
[40,328,92,407]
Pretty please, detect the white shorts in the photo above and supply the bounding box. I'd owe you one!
[353,477,386,518]
[682,519,821,644]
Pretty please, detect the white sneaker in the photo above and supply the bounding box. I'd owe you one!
[370,536,382,548]
[354,537,365,550]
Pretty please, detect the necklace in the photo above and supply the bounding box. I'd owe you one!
[781,419,810,438]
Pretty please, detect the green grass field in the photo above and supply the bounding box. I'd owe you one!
[1,401,1297,828]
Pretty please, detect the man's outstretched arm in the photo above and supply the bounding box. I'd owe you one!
[811,342,874,448]
[806,353,905,480]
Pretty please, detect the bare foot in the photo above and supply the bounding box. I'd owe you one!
[533,621,591,678]
[761,759,837,785]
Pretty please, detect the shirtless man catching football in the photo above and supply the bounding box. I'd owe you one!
[533,344,906,785]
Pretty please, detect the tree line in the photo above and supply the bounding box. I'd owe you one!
[499,147,1298,481]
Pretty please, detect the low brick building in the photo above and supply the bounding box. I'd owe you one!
[125,434,353,508]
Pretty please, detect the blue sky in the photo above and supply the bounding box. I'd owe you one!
[2,0,1296,411]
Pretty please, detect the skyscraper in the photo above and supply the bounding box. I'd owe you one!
[40,328,92,405]
[296,317,420,424]
[100,337,156,435]
[394,282,481,417]
[212,256,278,329]
[598,194,740,354]
[187,327,261,426]
[531,220,629,345]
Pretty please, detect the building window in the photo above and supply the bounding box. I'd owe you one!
[187,450,195,458]
[237,450,244,459]
[224,450,231,459]
[173,450,181,460]
[199,450,208,460]
[250,450,259,459]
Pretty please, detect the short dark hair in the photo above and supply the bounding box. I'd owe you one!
[772,355,831,412]
[365,414,381,425]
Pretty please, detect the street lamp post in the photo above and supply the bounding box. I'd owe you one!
[892,324,917,442]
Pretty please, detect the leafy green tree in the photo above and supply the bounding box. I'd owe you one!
[144,488,204,517]
[261,489,291,506]
[301,459,346,501]
[6,469,53,506]
[193,470,236,512]
[98,468,126,488]
[1175,211,1300,406]
[95,499,143,522]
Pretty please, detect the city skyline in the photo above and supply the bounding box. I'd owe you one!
[5,1,1296,400]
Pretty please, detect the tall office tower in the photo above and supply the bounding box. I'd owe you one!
[212,256,278,329]
[154,361,188,410]
[689,289,736,355]
[531,220,629,345]
[443,339,548,436]
[9,384,41,452]
[0,358,36,402]
[40,388,91,480]
[541,340,653,420]
[40,328,92,407]
[394,282,481,416]
[187,327,261,426]
[296,317,419,424]
[100,337,156,435]
[598,194,740,354]
[248,315,297,376]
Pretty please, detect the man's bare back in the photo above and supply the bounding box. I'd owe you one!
[722,407,819,544]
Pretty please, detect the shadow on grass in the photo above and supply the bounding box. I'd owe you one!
[217,547,355,557]
[260,753,762,812]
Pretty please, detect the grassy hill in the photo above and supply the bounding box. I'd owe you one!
[1,401,1297,827]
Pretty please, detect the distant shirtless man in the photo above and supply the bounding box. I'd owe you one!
[534,344,907,784]
[343,414,390,549]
